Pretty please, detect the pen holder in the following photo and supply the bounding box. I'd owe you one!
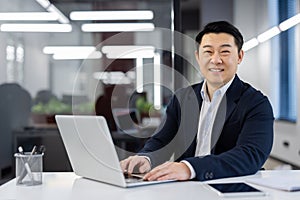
[15,152,44,186]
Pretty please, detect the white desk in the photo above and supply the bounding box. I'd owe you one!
[1,171,300,200]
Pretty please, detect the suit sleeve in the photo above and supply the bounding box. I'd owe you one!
[138,93,181,167]
[184,91,274,181]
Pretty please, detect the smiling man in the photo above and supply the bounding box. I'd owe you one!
[120,21,274,181]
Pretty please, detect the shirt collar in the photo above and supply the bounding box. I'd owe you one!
[200,76,235,102]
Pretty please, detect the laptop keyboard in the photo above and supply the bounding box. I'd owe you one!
[124,172,146,183]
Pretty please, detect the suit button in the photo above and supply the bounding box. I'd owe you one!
[205,172,214,179]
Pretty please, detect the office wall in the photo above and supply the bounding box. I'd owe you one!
[234,0,300,167]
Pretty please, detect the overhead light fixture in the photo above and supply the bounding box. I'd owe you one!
[257,26,281,43]
[81,23,155,32]
[102,45,155,59]
[0,12,58,21]
[70,10,154,21]
[136,57,143,93]
[35,0,69,24]
[153,53,161,110]
[47,5,70,24]
[242,38,259,51]
[243,12,300,52]
[279,13,300,31]
[0,24,72,32]
[52,51,102,60]
[43,46,101,60]
[93,71,131,84]
[43,46,96,54]
[35,0,51,8]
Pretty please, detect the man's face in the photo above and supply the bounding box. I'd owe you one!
[195,33,244,90]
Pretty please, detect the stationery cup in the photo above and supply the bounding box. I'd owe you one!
[15,152,44,186]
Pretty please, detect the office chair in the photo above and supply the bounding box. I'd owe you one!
[0,83,31,179]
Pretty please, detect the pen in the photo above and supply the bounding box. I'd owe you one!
[17,146,34,183]
[37,145,46,154]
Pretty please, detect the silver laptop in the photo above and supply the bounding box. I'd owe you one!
[55,115,174,188]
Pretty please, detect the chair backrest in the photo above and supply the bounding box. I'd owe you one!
[0,83,31,172]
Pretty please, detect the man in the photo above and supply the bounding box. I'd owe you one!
[120,21,274,181]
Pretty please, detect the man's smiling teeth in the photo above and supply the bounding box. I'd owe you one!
[209,68,224,72]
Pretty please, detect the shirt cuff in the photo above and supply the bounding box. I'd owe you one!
[140,156,152,168]
[180,160,196,179]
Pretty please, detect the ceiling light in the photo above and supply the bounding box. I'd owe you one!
[43,46,96,54]
[279,13,300,31]
[154,53,161,110]
[242,38,259,51]
[35,0,51,9]
[0,12,58,21]
[136,57,143,93]
[81,23,155,32]
[257,26,281,43]
[93,71,131,84]
[102,45,155,59]
[52,51,102,60]
[35,0,69,24]
[243,12,300,52]
[47,4,70,24]
[43,46,101,60]
[70,10,154,20]
[0,24,72,32]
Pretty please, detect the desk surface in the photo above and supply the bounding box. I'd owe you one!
[1,171,300,200]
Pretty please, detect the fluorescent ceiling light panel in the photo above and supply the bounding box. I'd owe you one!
[0,24,72,32]
[47,4,70,24]
[43,46,101,60]
[154,53,161,110]
[243,38,259,52]
[52,51,102,60]
[102,45,155,59]
[0,12,58,21]
[81,23,155,32]
[70,10,154,20]
[257,26,281,43]
[43,46,96,54]
[136,57,143,93]
[279,13,300,31]
[35,0,51,9]
[93,71,131,84]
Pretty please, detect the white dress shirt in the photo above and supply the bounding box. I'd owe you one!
[182,77,234,179]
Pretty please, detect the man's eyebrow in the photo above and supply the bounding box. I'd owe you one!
[202,44,233,48]
[220,44,232,48]
[202,45,212,48]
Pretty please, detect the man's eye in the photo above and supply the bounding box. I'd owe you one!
[204,51,212,54]
[221,50,230,54]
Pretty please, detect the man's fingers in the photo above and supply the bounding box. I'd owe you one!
[139,160,151,173]
[127,157,139,173]
[120,158,130,172]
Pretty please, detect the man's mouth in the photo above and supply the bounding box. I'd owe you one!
[209,68,224,72]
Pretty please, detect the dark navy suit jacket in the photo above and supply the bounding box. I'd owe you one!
[139,75,274,181]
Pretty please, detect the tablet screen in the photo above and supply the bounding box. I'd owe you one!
[208,182,266,197]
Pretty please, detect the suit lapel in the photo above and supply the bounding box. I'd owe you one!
[210,75,244,150]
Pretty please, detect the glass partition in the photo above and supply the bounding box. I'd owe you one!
[0,0,175,128]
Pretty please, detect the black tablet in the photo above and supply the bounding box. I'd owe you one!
[207,182,267,197]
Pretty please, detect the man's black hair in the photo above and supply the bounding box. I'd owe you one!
[195,21,244,52]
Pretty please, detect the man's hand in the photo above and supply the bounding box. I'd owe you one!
[143,162,191,181]
[120,155,151,174]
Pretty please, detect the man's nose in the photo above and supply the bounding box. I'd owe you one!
[210,53,222,64]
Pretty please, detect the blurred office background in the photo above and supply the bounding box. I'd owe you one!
[0,0,300,184]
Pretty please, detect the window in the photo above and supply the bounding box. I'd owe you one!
[277,0,297,122]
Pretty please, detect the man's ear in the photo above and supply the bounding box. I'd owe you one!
[195,50,200,62]
[238,50,244,64]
